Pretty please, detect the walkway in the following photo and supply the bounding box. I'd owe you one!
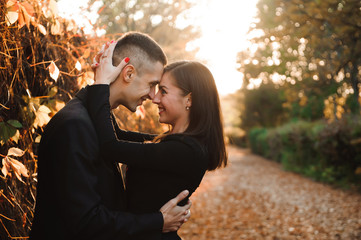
[179,146,361,240]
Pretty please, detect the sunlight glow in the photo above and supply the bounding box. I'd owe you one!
[57,0,259,95]
[187,0,259,95]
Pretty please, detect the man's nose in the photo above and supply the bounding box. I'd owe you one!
[152,91,160,104]
[148,87,156,100]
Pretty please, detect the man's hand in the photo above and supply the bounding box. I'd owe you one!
[160,190,192,233]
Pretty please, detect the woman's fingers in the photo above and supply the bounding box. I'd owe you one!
[116,57,130,71]
[100,41,116,63]
[93,40,114,65]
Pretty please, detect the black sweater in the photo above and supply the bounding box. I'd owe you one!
[87,85,208,240]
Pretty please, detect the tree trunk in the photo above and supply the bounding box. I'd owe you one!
[350,61,360,114]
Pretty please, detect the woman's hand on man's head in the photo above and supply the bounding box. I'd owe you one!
[91,41,130,85]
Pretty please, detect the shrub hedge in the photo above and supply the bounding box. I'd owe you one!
[248,116,361,190]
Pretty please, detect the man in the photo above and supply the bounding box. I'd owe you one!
[29,32,190,240]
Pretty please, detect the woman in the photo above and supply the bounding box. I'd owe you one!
[88,56,227,239]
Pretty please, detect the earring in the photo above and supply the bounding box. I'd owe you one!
[186,106,190,110]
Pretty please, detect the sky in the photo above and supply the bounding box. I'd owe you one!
[57,0,259,95]
[186,0,259,95]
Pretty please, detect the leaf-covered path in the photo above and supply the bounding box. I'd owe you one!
[179,146,361,240]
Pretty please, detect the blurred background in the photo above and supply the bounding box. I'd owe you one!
[1,0,360,239]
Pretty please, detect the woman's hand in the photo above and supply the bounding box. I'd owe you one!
[91,41,130,85]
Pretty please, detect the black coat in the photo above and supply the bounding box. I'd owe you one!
[29,87,163,240]
[87,85,209,240]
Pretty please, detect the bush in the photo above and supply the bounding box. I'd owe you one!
[0,1,164,238]
[247,116,361,190]
[225,127,247,148]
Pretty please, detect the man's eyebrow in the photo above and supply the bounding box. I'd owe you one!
[151,80,160,85]
[159,85,168,89]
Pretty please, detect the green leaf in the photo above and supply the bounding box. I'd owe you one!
[0,122,17,145]
[7,120,22,128]
[48,86,58,98]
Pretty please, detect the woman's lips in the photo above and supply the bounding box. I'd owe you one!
[158,107,165,114]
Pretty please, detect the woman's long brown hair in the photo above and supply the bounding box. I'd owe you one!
[158,61,227,171]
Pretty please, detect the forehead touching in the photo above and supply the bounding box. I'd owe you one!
[142,61,164,86]
[159,72,176,89]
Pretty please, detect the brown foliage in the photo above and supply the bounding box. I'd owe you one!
[0,0,164,238]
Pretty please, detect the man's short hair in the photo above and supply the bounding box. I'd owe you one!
[112,32,167,75]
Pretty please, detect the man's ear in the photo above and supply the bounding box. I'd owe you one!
[121,64,135,83]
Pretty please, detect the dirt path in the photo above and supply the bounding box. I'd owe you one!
[178,146,361,240]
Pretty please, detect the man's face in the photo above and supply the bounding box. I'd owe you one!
[123,61,164,112]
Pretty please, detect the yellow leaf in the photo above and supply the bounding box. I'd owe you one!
[17,3,34,29]
[33,105,51,128]
[37,23,47,35]
[83,48,91,58]
[6,0,17,8]
[1,158,10,177]
[55,100,65,111]
[5,11,18,26]
[51,19,62,35]
[355,167,361,175]
[66,20,76,32]
[9,157,29,177]
[8,147,25,157]
[35,136,41,143]
[10,130,20,144]
[1,147,28,182]
[48,61,60,81]
[21,2,34,16]
[75,61,82,71]
[49,0,59,17]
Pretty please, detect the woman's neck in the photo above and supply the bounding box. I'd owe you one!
[170,122,189,134]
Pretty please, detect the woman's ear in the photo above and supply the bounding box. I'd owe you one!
[121,64,135,83]
[185,92,192,108]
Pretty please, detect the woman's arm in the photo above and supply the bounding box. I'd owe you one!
[87,85,205,174]
[110,114,156,142]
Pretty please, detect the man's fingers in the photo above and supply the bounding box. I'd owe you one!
[184,199,192,210]
[173,190,189,205]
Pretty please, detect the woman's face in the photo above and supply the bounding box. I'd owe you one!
[152,72,191,133]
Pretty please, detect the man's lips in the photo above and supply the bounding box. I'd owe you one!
[138,98,147,106]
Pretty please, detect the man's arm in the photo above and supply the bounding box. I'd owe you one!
[50,118,188,238]
[160,191,192,232]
